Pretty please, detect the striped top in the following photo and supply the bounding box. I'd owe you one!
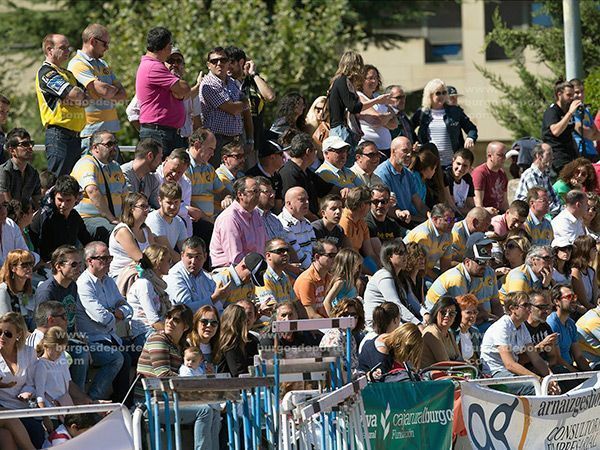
[404,219,452,279]
[524,212,554,247]
[255,266,296,305]
[135,331,181,399]
[72,155,128,218]
[186,158,225,218]
[429,109,453,166]
[450,219,471,261]
[211,266,256,313]
[499,264,541,302]
[316,160,364,189]
[278,208,316,270]
[67,50,120,137]
[576,308,600,357]
[425,263,498,312]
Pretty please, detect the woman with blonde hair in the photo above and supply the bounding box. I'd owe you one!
[384,322,423,370]
[411,78,478,168]
[109,192,156,278]
[0,250,35,328]
[214,305,259,377]
[0,312,45,447]
[328,51,391,153]
[125,244,172,351]
[188,305,220,369]
[323,248,363,315]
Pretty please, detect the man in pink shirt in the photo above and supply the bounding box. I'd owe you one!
[135,27,190,158]
[210,176,267,268]
[489,200,528,240]
[472,141,509,215]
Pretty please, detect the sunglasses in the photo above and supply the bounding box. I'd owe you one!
[371,199,390,205]
[435,90,448,96]
[16,140,35,148]
[359,152,380,159]
[440,309,457,317]
[17,262,34,269]
[532,304,553,311]
[199,318,218,327]
[89,255,113,262]
[518,303,533,309]
[227,153,245,160]
[0,329,14,339]
[209,57,229,64]
[62,261,81,268]
[505,241,521,251]
[560,293,577,301]
[535,255,553,262]
[268,247,289,255]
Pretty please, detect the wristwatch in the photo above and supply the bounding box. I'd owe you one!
[253,72,260,78]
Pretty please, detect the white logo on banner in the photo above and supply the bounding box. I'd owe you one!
[381,402,391,439]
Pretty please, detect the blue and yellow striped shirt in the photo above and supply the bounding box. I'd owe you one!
[499,264,541,302]
[524,212,553,246]
[426,263,498,312]
[404,219,452,278]
[316,160,363,189]
[186,159,224,218]
[450,219,471,261]
[255,266,296,304]
[72,155,127,218]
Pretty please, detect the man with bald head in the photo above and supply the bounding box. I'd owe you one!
[472,141,509,214]
[68,23,127,151]
[278,186,316,270]
[210,176,267,268]
[450,206,492,263]
[374,135,426,224]
[36,34,87,176]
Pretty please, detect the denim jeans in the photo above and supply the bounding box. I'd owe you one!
[329,124,357,167]
[140,126,178,159]
[83,216,116,244]
[491,368,536,395]
[87,341,125,401]
[45,126,82,177]
[155,404,221,450]
[67,339,90,391]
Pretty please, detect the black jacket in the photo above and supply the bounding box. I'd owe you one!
[411,105,478,152]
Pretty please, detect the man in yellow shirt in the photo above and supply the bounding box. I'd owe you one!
[35,34,87,176]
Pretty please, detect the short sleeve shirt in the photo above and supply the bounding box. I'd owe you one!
[547,312,578,365]
[135,55,185,128]
[293,264,330,318]
[199,72,243,136]
[339,209,369,251]
[542,103,577,166]
[443,167,474,209]
[145,210,187,250]
[471,164,508,211]
[365,211,403,241]
[311,220,346,247]
[480,314,532,375]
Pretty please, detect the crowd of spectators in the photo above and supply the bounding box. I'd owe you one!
[1,22,600,448]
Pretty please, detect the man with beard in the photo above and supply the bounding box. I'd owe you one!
[426,233,500,322]
[255,238,296,308]
[547,284,591,372]
[145,183,187,263]
[120,139,163,210]
[0,128,41,209]
[543,80,591,177]
[366,184,403,258]
[30,175,93,263]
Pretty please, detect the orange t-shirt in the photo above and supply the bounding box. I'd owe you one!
[293,264,330,318]
[339,208,369,251]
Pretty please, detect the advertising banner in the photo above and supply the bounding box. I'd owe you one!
[362,380,455,450]
[461,375,600,450]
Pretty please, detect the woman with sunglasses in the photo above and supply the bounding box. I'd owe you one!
[501,235,531,272]
[305,96,330,151]
[584,193,600,241]
[108,192,156,279]
[551,237,573,285]
[188,305,220,371]
[411,78,478,168]
[0,250,36,329]
[421,296,462,368]
[571,235,599,312]
[364,239,422,332]
[553,157,597,204]
[137,305,220,450]
[0,312,45,448]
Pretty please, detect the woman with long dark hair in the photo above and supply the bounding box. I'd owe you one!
[421,296,462,367]
[571,234,599,311]
[363,239,422,332]
[358,302,400,373]
[270,92,307,136]
[553,157,597,204]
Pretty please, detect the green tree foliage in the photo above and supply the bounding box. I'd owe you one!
[477,0,600,139]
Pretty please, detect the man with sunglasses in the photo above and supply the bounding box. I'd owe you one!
[256,238,296,314]
[71,130,128,243]
[547,284,591,372]
[76,241,133,403]
[524,291,562,372]
[36,33,87,177]
[366,184,403,259]
[316,136,364,189]
[350,141,384,187]
[135,27,193,158]
[427,233,500,324]
[200,46,249,165]
[0,128,41,209]
[68,24,127,152]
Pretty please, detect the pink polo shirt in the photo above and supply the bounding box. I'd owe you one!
[209,202,267,267]
[135,55,185,128]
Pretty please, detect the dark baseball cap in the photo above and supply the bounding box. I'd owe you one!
[244,252,268,287]
[465,232,493,262]
[258,130,284,158]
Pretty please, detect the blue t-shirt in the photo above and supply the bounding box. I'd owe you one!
[547,311,578,364]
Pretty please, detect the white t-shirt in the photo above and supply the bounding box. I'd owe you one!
[357,92,392,150]
[128,277,162,339]
[480,315,532,375]
[146,210,187,250]
[108,223,150,278]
